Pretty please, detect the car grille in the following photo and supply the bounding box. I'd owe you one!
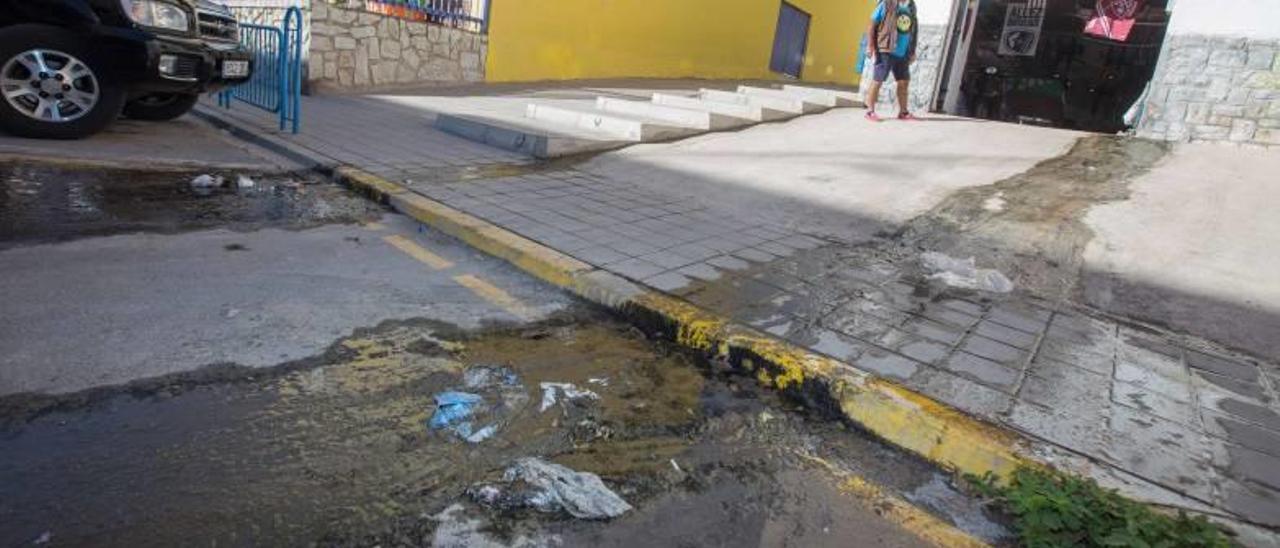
[198,11,239,42]
[169,55,201,80]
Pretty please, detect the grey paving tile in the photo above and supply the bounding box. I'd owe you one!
[1216,416,1280,457]
[1018,371,1110,417]
[1193,369,1272,403]
[732,247,778,263]
[541,233,594,253]
[941,352,1020,392]
[574,245,630,266]
[1216,398,1280,433]
[1116,361,1193,404]
[939,298,986,317]
[669,242,723,262]
[638,251,698,270]
[821,307,897,341]
[678,262,722,282]
[921,303,981,330]
[609,239,662,257]
[961,334,1030,367]
[974,320,1040,350]
[644,272,693,292]
[1221,479,1280,529]
[853,348,922,382]
[789,326,868,363]
[1038,338,1114,376]
[1187,350,1261,383]
[907,367,1013,421]
[1102,406,1221,502]
[757,241,798,257]
[1113,381,1200,428]
[706,254,751,272]
[1005,401,1108,454]
[901,316,967,346]
[608,258,666,280]
[1227,444,1280,491]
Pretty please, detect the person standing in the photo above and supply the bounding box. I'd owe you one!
[865,0,919,121]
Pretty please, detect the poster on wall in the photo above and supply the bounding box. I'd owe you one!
[998,0,1046,56]
[1084,0,1143,42]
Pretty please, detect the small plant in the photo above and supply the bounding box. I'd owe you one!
[963,467,1233,548]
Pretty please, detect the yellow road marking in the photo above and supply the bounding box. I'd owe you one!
[453,274,536,321]
[383,235,453,270]
[364,221,387,231]
[797,452,990,548]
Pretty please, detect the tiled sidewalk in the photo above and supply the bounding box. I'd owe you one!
[406,165,1279,529]
[203,102,1280,536]
[200,94,527,177]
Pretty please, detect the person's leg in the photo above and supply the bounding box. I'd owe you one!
[866,55,890,121]
[896,79,911,114]
[866,80,884,110]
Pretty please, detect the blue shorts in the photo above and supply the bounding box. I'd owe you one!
[873,55,910,82]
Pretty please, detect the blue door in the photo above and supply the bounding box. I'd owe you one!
[770,2,811,78]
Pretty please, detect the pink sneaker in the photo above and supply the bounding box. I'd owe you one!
[865,111,884,123]
[898,112,920,121]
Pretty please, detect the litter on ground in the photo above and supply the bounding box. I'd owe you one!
[920,251,1014,293]
[539,382,599,412]
[469,458,632,520]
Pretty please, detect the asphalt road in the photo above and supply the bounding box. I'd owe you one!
[0,159,1000,547]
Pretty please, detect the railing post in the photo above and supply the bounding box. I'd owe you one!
[482,0,491,34]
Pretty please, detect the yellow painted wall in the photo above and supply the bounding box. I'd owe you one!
[486,0,876,86]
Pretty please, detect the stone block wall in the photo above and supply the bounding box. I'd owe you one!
[1138,35,1280,146]
[858,24,946,113]
[309,1,486,90]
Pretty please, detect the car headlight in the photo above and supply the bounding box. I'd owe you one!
[120,0,191,32]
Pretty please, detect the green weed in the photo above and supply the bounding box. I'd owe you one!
[964,467,1233,548]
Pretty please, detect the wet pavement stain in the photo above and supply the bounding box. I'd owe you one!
[0,162,382,248]
[0,314,1007,547]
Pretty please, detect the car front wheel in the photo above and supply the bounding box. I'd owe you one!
[123,93,200,121]
[0,25,126,139]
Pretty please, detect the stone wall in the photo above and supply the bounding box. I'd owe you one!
[1137,36,1280,146]
[858,24,946,113]
[309,1,486,90]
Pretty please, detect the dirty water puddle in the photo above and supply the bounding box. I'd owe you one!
[0,319,1007,546]
[0,162,381,247]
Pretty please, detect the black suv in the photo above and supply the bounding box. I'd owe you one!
[0,0,253,139]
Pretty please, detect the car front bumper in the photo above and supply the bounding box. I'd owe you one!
[140,35,253,95]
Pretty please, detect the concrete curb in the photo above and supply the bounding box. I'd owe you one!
[332,165,1032,482]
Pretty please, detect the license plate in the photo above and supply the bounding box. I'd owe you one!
[222,60,250,78]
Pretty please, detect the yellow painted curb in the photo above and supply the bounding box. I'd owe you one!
[798,452,991,548]
[334,165,1034,485]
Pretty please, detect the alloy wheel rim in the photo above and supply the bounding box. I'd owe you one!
[0,49,100,123]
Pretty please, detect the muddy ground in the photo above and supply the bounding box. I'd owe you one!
[0,312,1007,547]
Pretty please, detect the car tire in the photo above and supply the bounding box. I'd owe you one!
[0,24,126,140]
[123,93,200,121]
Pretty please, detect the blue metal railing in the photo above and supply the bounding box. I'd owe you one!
[218,6,303,133]
[362,0,489,33]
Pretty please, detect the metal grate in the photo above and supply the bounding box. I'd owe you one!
[198,11,240,42]
[169,54,201,80]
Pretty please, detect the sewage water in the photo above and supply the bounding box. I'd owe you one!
[0,162,381,247]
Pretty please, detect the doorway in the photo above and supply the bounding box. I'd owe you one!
[936,0,1171,133]
[770,2,812,79]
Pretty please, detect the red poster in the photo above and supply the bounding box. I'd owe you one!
[1085,0,1142,41]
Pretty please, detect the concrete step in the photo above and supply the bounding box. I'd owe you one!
[596,96,746,130]
[737,86,831,112]
[525,103,699,142]
[434,113,628,159]
[651,93,790,123]
[698,88,808,116]
[782,84,864,107]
